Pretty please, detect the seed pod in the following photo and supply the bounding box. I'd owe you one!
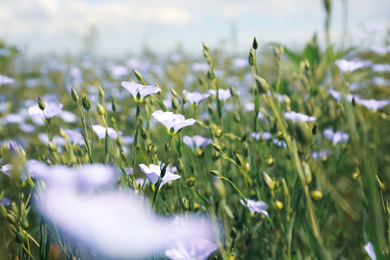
[120,150,128,162]
[311,190,323,200]
[281,178,289,197]
[171,96,179,111]
[211,143,222,153]
[230,227,237,239]
[181,197,190,211]
[96,103,106,116]
[0,205,7,219]
[248,49,254,66]
[71,87,79,102]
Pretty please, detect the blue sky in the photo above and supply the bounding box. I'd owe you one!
[0,0,389,57]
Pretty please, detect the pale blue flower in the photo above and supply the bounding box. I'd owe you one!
[64,129,85,145]
[139,163,181,188]
[364,242,377,260]
[92,124,121,139]
[284,111,316,123]
[209,89,232,101]
[335,59,372,73]
[0,75,15,85]
[323,129,349,144]
[152,110,196,134]
[354,98,390,111]
[370,45,390,55]
[240,198,269,217]
[28,102,63,120]
[121,81,161,102]
[372,64,390,72]
[312,150,329,160]
[1,113,24,125]
[250,132,272,141]
[165,237,217,260]
[0,197,10,206]
[183,90,210,106]
[38,190,214,259]
[59,111,77,123]
[372,77,390,86]
[183,135,213,150]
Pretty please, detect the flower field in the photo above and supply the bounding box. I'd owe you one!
[0,27,390,259]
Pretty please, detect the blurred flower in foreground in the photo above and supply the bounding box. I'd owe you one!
[165,217,217,260]
[209,89,232,101]
[34,164,118,191]
[38,190,215,259]
[335,59,372,73]
[312,150,329,160]
[183,135,212,150]
[183,90,210,106]
[121,81,161,103]
[240,198,269,217]
[0,75,15,85]
[364,242,377,260]
[284,111,316,123]
[323,129,349,144]
[152,110,196,135]
[63,129,85,146]
[139,163,181,188]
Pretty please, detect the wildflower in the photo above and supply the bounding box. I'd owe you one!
[250,132,272,141]
[63,129,85,146]
[0,197,10,206]
[209,89,232,101]
[240,198,269,217]
[28,102,63,120]
[183,135,213,150]
[0,75,15,85]
[372,64,390,72]
[92,124,121,139]
[372,77,390,86]
[364,242,377,260]
[121,81,161,103]
[38,190,214,259]
[323,129,349,144]
[354,98,390,111]
[369,45,390,55]
[165,216,217,260]
[284,111,316,123]
[183,90,210,106]
[139,163,181,188]
[312,150,329,160]
[59,111,78,123]
[152,110,196,135]
[335,59,372,73]
[328,89,357,102]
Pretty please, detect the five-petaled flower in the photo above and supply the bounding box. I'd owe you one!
[183,135,213,150]
[152,110,196,135]
[183,90,210,107]
[139,163,181,188]
[121,81,161,103]
[240,198,269,217]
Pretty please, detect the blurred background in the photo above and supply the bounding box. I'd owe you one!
[0,0,389,58]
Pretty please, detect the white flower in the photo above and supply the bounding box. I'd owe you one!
[152,110,196,135]
[121,81,161,102]
[139,163,181,188]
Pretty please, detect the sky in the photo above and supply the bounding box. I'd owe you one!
[0,0,389,57]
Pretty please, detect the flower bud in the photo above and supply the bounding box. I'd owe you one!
[171,96,179,111]
[211,143,222,153]
[302,161,312,184]
[170,89,179,98]
[82,94,92,111]
[38,95,45,111]
[120,150,128,162]
[141,126,147,140]
[96,103,106,116]
[202,42,210,52]
[248,49,254,66]
[133,69,144,83]
[234,153,243,166]
[117,135,123,147]
[242,143,249,157]
[207,70,215,80]
[181,197,190,211]
[230,227,237,239]
[266,157,274,166]
[252,37,258,50]
[71,87,79,102]
[311,190,323,200]
[99,86,105,98]
[295,120,311,146]
[262,172,275,191]
[112,98,117,112]
[212,151,220,161]
[0,205,7,219]
[254,76,270,95]
[281,178,289,197]
[186,177,196,187]
[274,200,283,210]
[233,112,241,123]
[59,128,68,139]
